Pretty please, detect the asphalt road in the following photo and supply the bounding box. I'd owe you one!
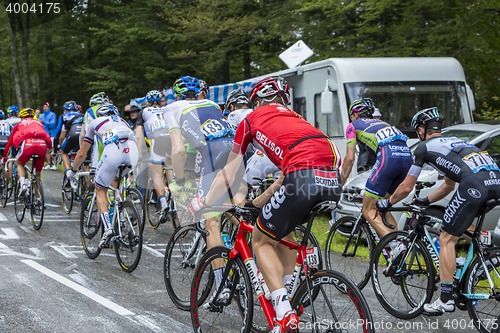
[0,169,487,333]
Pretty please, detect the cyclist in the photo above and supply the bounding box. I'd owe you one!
[68,103,138,248]
[135,89,172,223]
[191,76,342,333]
[376,107,500,315]
[0,110,11,156]
[80,92,109,169]
[341,98,412,239]
[2,108,52,195]
[198,79,210,100]
[58,101,83,171]
[5,106,21,188]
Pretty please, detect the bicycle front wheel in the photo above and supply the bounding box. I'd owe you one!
[325,216,374,290]
[164,224,206,310]
[191,246,253,333]
[126,187,145,234]
[145,178,161,229]
[114,200,142,273]
[30,178,44,230]
[61,174,73,214]
[465,247,500,333]
[0,167,7,208]
[292,270,374,333]
[80,194,102,259]
[14,179,25,222]
[371,231,435,319]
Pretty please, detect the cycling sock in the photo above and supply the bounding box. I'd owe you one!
[159,195,167,208]
[440,282,454,302]
[283,275,293,284]
[271,288,291,320]
[101,212,111,231]
[213,267,226,289]
[20,177,25,187]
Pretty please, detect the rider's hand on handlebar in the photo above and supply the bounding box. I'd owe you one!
[413,196,431,206]
[244,200,259,210]
[65,168,76,180]
[1,157,7,165]
[376,198,392,212]
[190,195,207,214]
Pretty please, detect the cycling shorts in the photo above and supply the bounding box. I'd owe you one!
[16,139,48,173]
[150,133,172,164]
[0,135,9,149]
[364,141,412,199]
[95,140,138,190]
[198,138,244,207]
[62,135,80,154]
[243,150,280,186]
[442,171,500,237]
[256,168,341,241]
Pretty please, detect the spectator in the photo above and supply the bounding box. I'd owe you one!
[34,108,41,120]
[39,102,57,170]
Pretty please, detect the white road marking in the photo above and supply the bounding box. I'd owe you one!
[0,242,8,249]
[21,260,135,316]
[143,245,164,258]
[0,228,19,240]
[0,213,7,221]
[51,245,77,258]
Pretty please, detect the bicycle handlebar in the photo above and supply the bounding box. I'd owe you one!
[196,205,261,222]
[379,203,426,230]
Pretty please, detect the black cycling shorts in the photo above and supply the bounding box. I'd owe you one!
[62,135,80,154]
[256,168,341,241]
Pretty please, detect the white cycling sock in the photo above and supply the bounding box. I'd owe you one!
[271,288,291,320]
[101,212,111,231]
[159,195,167,208]
[213,267,225,289]
[20,177,25,187]
[283,275,293,284]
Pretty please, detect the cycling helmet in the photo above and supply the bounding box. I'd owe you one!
[173,76,201,100]
[348,98,375,121]
[248,76,290,106]
[19,108,35,119]
[146,90,163,104]
[89,92,109,106]
[7,105,19,116]
[96,103,118,117]
[411,107,444,130]
[63,101,77,111]
[225,87,249,112]
[0,110,5,120]
[199,80,210,97]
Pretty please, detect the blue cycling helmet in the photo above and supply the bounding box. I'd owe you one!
[173,76,201,100]
[63,101,77,111]
[7,105,19,116]
[146,90,163,105]
[0,110,5,120]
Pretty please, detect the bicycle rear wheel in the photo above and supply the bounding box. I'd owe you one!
[30,178,44,230]
[292,270,374,333]
[80,194,102,259]
[325,216,374,290]
[465,248,500,333]
[0,168,7,208]
[164,224,206,310]
[114,200,142,272]
[14,179,25,222]
[145,178,161,229]
[61,174,73,214]
[191,246,253,333]
[126,187,145,233]
[371,231,435,319]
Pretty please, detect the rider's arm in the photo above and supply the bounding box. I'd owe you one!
[341,145,356,186]
[59,130,67,148]
[251,172,285,209]
[170,128,185,180]
[134,125,144,158]
[388,174,418,205]
[72,141,92,171]
[427,176,455,203]
[205,151,245,206]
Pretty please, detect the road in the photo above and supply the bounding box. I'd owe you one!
[0,169,488,332]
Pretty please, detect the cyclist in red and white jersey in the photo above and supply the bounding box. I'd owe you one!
[2,108,52,195]
[191,76,342,333]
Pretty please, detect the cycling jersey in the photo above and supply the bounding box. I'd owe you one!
[8,117,21,128]
[410,136,500,236]
[137,105,171,164]
[346,118,408,155]
[61,113,83,154]
[232,103,341,174]
[84,115,138,189]
[84,105,103,168]
[0,119,12,149]
[243,149,281,186]
[226,108,253,132]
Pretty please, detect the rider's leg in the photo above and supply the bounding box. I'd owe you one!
[150,163,166,207]
[362,194,397,238]
[17,160,26,187]
[62,153,71,170]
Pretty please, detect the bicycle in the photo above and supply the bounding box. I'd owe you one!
[190,203,374,333]
[61,160,93,214]
[80,163,142,272]
[0,157,19,208]
[13,155,45,230]
[372,197,500,333]
[325,181,439,290]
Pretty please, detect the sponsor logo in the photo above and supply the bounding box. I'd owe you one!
[244,259,263,296]
[262,185,286,220]
[266,222,276,230]
[255,131,284,160]
[388,145,410,152]
[451,141,472,148]
[426,240,440,269]
[30,139,45,144]
[443,192,466,223]
[347,127,353,135]
[435,157,461,174]
[491,171,497,179]
[122,147,129,153]
[182,120,199,140]
[314,170,339,188]
[468,188,481,199]
[484,179,500,186]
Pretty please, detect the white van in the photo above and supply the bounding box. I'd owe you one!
[208,57,475,169]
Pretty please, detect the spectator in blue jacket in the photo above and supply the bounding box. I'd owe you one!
[39,102,57,170]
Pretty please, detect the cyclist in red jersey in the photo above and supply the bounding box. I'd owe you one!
[191,77,342,333]
[2,108,52,195]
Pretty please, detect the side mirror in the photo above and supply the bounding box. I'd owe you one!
[321,80,333,115]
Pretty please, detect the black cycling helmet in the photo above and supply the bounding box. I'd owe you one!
[224,87,249,111]
[348,98,375,122]
[411,107,444,130]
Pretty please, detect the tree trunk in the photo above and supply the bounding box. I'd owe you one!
[44,35,54,103]
[243,44,251,80]
[7,10,23,108]
[19,4,32,108]
[213,54,230,85]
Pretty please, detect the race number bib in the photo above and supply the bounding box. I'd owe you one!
[463,151,500,173]
[306,247,320,269]
[150,113,167,132]
[200,119,227,140]
[102,128,119,145]
[375,126,408,145]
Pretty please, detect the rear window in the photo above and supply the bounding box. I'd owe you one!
[441,129,483,142]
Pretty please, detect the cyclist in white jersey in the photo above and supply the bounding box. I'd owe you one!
[5,106,21,188]
[80,92,109,168]
[135,90,172,223]
[0,110,11,155]
[68,103,138,248]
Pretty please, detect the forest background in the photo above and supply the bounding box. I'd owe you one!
[1,0,499,120]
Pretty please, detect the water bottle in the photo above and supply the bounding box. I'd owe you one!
[109,203,115,218]
[435,238,440,254]
[221,232,231,248]
[108,190,115,204]
[257,269,271,300]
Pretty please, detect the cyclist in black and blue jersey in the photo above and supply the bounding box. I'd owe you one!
[0,110,10,156]
[58,101,83,171]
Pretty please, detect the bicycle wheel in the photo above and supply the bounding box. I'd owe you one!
[76,175,91,202]
[292,270,374,333]
[14,179,25,222]
[164,224,206,310]
[145,178,161,229]
[114,200,142,272]
[465,248,500,333]
[126,187,146,233]
[0,168,7,208]
[166,190,179,229]
[191,246,253,333]
[325,216,374,290]
[80,194,102,259]
[61,174,73,214]
[30,178,44,230]
[371,231,434,319]
[293,224,324,270]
